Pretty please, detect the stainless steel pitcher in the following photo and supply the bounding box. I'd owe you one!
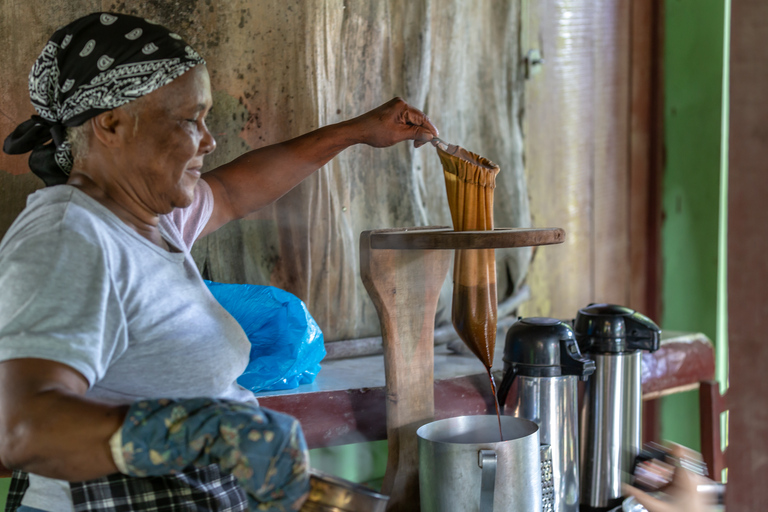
[574,304,660,512]
[417,415,543,512]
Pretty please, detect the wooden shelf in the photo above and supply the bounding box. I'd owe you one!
[368,226,566,250]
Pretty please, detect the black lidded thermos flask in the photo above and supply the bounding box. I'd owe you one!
[496,317,595,512]
[575,304,661,511]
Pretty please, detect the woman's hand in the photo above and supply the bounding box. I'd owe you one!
[349,97,439,148]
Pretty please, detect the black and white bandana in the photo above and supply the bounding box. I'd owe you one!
[2,12,205,186]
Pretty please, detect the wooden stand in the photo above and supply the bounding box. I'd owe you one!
[359,226,565,511]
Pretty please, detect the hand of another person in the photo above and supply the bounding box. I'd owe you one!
[351,97,439,149]
[622,444,716,512]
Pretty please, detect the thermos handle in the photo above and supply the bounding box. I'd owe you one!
[478,449,497,511]
[496,366,517,412]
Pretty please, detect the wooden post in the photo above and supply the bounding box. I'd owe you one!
[698,380,726,481]
[360,229,451,511]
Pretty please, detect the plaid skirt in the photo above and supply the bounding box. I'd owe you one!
[4,465,248,512]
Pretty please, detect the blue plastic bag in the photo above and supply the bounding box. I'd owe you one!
[205,280,326,393]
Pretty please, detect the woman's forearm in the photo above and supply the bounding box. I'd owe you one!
[0,359,128,481]
[204,118,361,220]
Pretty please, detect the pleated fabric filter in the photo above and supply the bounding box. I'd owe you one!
[437,144,500,369]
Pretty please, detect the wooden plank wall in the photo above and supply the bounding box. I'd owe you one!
[629,0,663,322]
[726,0,768,507]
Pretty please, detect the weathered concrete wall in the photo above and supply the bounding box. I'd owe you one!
[0,1,530,342]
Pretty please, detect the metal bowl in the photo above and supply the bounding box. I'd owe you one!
[300,469,389,512]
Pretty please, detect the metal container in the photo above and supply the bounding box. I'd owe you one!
[417,415,542,512]
[575,304,660,512]
[497,317,595,512]
[301,469,389,512]
[579,353,642,510]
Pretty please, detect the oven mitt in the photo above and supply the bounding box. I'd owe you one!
[113,397,309,511]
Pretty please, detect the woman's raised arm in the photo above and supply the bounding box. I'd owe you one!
[199,97,438,237]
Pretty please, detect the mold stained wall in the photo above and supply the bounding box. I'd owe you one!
[660,0,730,450]
[0,0,532,346]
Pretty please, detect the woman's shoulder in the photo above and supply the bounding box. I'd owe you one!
[1,185,122,252]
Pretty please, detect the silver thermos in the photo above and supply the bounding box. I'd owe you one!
[574,304,661,511]
[497,317,595,512]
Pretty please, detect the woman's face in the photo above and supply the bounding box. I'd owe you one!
[118,65,216,214]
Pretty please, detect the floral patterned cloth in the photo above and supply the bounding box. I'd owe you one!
[118,398,309,511]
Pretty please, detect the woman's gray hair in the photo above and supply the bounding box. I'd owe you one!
[66,123,91,161]
[65,99,143,162]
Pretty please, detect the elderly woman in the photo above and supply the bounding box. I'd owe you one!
[0,12,438,512]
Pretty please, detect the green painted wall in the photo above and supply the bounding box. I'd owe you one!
[1,477,9,510]
[309,441,388,488]
[660,0,730,450]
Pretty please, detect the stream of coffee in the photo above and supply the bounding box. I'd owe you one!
[488,369,504,441]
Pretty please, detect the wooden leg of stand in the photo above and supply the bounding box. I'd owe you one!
[360,231,451,511]
[699,380,726,481]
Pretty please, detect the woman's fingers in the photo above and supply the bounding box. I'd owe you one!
[401,104,439,139]
[356,97,439,147]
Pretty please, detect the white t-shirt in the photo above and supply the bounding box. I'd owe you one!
[0,181,255,509]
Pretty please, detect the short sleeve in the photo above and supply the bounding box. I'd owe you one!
[0,228,128,386]
[163,179,214,249]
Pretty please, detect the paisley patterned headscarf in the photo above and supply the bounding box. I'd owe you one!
[2,12,205,186]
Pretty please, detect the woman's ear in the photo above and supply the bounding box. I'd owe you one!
[90,109,129,148]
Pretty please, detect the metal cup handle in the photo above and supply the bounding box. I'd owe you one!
[478,449,497,511]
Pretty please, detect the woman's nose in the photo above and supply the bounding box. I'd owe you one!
[199,123,216,155]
